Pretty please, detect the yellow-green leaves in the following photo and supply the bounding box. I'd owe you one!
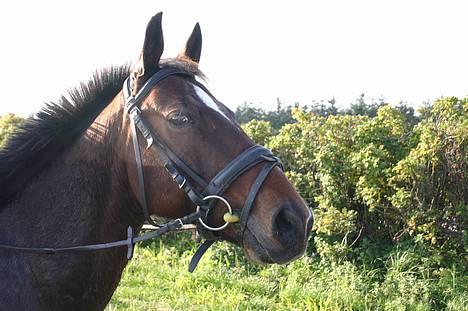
[0,113,23,148]
[242,100,466,264]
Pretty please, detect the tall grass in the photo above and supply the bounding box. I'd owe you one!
[107,233,467,310]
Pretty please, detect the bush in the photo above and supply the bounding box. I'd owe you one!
[0,113,23,148]
[390,97,467,266]
[241,120,274,146]
[242,100,467,273]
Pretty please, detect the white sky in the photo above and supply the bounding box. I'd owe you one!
[0,0,467,116]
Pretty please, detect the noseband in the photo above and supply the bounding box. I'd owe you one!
[123,67,283,271]
[0,67,283,273]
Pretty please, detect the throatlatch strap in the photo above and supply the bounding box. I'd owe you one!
[130,117,158,227]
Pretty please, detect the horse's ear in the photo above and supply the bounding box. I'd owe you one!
[178,23,202,63]
[137,12,164,77]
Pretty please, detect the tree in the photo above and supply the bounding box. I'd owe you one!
[345,93,385,117]
[235,99,296,130]
[234,102,266,125]
[308,98,339,117]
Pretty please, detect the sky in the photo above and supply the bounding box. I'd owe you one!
[0,0,467,116]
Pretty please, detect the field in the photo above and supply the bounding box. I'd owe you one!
[106,233,467,311]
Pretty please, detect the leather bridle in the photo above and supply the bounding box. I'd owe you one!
[0,67,283,272]
[124,67,283,271]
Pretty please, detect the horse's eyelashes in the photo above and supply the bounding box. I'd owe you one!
[167,111,192,127]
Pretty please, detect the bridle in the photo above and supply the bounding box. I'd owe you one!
[124,66,283,271]
[0,67,283,272]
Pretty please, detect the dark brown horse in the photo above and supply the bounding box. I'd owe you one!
[0,12,312,310]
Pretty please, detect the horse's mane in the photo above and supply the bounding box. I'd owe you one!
[0,59,205,208]
[0,65,131,207]
[0,59,205,209]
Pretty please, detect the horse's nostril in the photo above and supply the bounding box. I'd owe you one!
[274,208,299,240]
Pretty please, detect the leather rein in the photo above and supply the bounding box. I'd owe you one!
[0,67,282,272]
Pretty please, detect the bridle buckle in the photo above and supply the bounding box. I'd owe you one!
[178,176,187,189]
[172,173,187,189]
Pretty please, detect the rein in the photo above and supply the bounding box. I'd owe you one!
[0,67,282,273]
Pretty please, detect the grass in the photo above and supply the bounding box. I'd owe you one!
[107,233,467,311]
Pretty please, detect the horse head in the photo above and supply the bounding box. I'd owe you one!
[122,12,313,265]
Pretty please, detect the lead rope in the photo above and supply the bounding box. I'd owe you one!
[0,211,202,260]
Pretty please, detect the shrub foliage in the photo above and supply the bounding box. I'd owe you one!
[0,113,23,148]
[247,98,467,271]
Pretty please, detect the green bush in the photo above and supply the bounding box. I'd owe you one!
[241,119,274,146]
[0,113,23,148]
[390,97,467,266]
[257,100,467,272]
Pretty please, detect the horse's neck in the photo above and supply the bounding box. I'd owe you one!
[3,105,137,242]
[0,103,141,310]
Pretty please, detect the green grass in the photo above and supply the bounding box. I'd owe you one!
[107,233,467,311]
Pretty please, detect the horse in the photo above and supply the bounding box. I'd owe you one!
[0,12,313,310]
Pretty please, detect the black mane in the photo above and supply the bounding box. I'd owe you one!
[0,59,204,208]
[0,65,131,207]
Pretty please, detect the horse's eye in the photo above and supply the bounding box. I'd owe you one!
[168,112,191,127]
